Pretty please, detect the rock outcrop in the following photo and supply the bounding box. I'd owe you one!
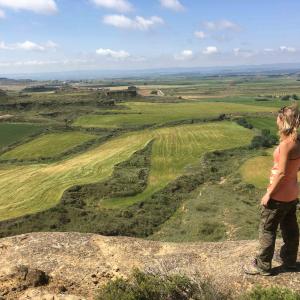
[0,232,299,299]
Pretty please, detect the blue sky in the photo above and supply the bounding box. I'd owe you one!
[1,0,300,74]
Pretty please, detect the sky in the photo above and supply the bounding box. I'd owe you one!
[1,0,300,74]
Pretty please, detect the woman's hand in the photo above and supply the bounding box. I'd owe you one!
[261,192,271,207]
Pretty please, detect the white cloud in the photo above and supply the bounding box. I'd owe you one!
[233,48,255,58]
[174,49,193,60]
[203,20,240,31]
[279,46,296,53]
[0,8,5,18]
[194,31,206,39]
[202,46,218,55]
[0,0,58,14]
[264,48,274,52]
[17,41,46,51]
[96,48,130,59]
[103,14,164,30]
[0,41,10,50]
[0,40,58,51]
[160,0,184,11]
[91,0,133,12]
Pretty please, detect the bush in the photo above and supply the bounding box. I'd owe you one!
[241,285,300,300]
[235,118,253,129]
[250,129,278,149]
[97,269,229,300]
[281,95,291,101]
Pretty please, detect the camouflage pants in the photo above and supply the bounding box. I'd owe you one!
[256,198,299,271]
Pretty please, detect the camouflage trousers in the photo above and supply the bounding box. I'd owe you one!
[256,198,299,271]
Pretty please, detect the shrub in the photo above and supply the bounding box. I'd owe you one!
[241,285,300,300]
[97,269,229,300]
[235,118,253,129]
[250,129,278,149]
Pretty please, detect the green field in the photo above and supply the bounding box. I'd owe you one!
[245,116,278,135]
[0,121,254,221]
[1,131,96,160]
[240,155,273,188]
[0,123,43,149]
[73,101,276,128]
[85,121,255,208]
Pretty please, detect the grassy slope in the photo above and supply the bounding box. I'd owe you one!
[0,121,254,221]
[245,116,278,135]
[1,131,96,160]
[98,121,255,208]
[0,132,151,221]
[0,123,43,149]
[73,101,276,128]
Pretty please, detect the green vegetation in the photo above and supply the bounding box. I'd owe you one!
[242,285,300,300]
[0,123,43,149]
[240,154,273,189]
[0,142,263,240]
[0,132,151,221]
[1,74,300,243]
[149,147,263,242]
[245,116,278,136]
[0,121,253,221]
[97,270,300,300]
[73,101,275,129]
[97,269,229,300]
[101,121,255,209]
[0,131,96,160]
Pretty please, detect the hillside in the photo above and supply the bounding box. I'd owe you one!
[0,232,299,299]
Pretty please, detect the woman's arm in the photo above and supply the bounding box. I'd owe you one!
[261,142,289,206]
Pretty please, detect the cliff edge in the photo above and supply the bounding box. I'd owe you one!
[0,232,299,299]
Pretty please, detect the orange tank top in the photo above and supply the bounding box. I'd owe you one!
[267,144,300,202]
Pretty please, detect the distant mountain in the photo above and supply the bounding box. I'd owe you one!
[2,62,300,81]
[0,77,34,84]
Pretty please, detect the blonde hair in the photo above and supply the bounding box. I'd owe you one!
[278,102,300,141]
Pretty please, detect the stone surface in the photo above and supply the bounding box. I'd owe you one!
[0,232,299,299]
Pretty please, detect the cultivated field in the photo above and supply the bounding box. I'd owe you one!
[0,74,299,241]
[1,131,96,160]
[74,101,276,128]
[0,123,43,149]
[0,121,253,220]
[101,121,254,208]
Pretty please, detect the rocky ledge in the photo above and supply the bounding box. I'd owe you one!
[0,232,299,299]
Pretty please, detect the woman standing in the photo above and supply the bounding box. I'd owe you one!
[244,103,300,276]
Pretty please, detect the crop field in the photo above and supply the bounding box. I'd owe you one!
[240,155,274,189]
[89,121,255,208]
[0,131,97,160]
[245,116,278,135]
[1,74,300,240]
[0,132,152,221]
[0,121,253,221]
[0,123,44,149]
[74,101,276,128]
[160,77,300,99]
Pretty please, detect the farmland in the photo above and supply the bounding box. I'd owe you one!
[0,123,44,149]
[74,101,276,129]
[0,74,299,241]
[0,131,97,161]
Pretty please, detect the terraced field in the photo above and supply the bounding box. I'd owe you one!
[101,122,255,208]
[0,121,254,221]
[74,101,276,128]
[0,123,44,149]
[1,131,96,160]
